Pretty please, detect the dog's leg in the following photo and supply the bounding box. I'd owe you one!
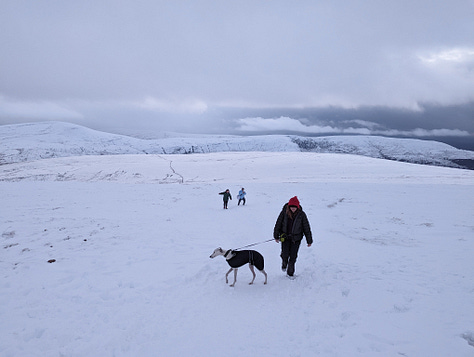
[225,268,233,284]
[248,264,256,285]
[229,268,238,287]
[261,269,268,285]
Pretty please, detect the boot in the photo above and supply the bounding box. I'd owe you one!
[287,262,295,277]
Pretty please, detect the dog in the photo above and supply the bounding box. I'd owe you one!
[210,247,268,287]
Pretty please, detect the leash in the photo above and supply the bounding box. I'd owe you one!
[233,238,274,251]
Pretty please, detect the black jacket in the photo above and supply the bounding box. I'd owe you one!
[273,204,313,245]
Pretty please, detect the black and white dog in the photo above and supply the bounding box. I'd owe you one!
[210,247,268,287]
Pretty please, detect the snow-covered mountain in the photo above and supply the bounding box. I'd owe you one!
[1,121,473,169]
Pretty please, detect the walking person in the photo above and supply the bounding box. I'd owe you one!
[219,189,232,209]
[237,187,246,206]
[273,196,313,278]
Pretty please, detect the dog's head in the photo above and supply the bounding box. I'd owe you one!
[210,247,225,258]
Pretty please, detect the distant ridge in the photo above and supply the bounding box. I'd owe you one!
[1,121,473,170]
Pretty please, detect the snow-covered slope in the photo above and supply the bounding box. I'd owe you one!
[0,121,298,164]
[1,152,473,356]
[1,121,473,169]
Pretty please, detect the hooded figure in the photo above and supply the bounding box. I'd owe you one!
[219,189,232,209]
[273,196,313,277]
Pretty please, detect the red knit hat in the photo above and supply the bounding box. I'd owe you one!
[288,196,300,208]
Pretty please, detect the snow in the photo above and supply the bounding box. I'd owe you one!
[1,121,473,169]
[1,149,474,356]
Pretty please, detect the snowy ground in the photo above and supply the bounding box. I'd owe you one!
[1,152,474,356]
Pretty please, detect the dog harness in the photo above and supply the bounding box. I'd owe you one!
[224,249,236,260]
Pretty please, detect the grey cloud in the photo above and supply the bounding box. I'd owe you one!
[1,1,473,105]
[0,96,83,120]
[230,102,474,133]
[0,0,473,147]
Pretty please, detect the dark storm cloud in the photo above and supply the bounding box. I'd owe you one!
[221,101,473,135]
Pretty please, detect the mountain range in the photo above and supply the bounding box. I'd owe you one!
[1,121,473,170]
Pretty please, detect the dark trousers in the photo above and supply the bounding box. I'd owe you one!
[223,200,229,209]
[280,239,301,275]
[238,198,246,205]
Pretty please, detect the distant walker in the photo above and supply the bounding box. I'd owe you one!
[237,187,246,206]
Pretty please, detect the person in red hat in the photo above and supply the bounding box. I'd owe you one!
[273,196,313,277]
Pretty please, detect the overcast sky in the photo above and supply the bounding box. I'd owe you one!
[1,0,473,145]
